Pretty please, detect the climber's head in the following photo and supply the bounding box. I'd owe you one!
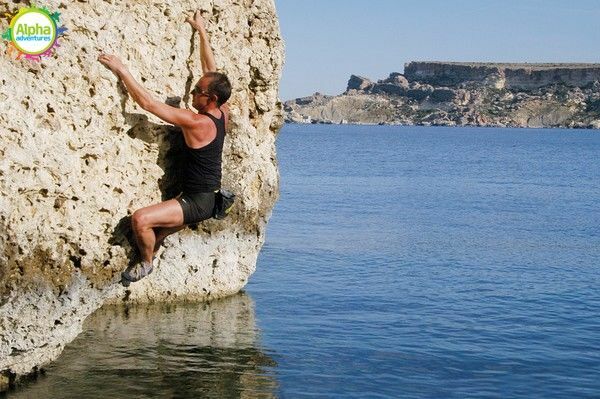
[191,72,231,111]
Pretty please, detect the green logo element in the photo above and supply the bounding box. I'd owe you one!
[2,5,66,61]
[11,7,56,55]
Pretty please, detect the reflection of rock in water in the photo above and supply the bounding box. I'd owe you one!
[8,293,278,398]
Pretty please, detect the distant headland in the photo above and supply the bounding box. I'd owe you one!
[284,62,600,129]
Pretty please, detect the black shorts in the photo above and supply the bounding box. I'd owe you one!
[175,191,216,225]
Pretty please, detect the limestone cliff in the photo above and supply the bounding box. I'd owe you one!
[404,62,600,90]
[0,0,283,391]
[285,62,600,128]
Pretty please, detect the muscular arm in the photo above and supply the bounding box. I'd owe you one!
[98,54,198,128]
[115,68,153,110]
[186,11,217,73]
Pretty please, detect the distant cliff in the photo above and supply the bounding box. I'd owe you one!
[284,62,600,128]
[404,62,600,89]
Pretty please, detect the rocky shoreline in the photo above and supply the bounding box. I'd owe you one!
[284,62,600,129]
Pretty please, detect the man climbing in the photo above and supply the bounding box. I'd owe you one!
[98,11,231,284]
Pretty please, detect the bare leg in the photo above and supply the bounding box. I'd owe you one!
[153,225,187,254]
[131,199,185,263]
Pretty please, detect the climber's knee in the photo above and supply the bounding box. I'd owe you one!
[131,209,150,231]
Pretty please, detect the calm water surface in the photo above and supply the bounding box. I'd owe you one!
[7,124,600,398]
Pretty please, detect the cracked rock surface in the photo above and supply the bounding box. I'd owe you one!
[0,0,283,390]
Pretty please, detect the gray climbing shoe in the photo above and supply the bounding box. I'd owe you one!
[121,258,154,284]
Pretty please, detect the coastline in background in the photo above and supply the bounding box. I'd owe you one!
[284,62,600,129]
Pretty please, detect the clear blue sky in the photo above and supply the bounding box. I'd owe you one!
[274,0,600,100]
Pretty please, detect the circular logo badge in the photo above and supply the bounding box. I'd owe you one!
[10,7,57,55]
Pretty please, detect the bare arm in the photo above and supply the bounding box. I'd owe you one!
[98,54,199,128]
[186,11,217,73]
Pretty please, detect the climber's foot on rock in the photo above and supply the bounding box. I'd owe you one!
[121,257,155,285]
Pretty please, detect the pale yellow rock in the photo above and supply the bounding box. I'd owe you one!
[0,0,283,389]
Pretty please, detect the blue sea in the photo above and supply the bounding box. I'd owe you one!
[7,124,600,398]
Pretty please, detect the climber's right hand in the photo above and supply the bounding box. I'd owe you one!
[98,53,126,75]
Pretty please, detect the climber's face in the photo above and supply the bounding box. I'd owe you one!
[191,76,215,112]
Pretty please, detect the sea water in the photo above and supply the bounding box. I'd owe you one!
[7,124,600,398]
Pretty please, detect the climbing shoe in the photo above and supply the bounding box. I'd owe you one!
[121,257,155,285]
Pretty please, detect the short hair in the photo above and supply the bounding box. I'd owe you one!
[204,72,231,106]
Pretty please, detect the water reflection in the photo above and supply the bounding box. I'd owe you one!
[9,292,278,398]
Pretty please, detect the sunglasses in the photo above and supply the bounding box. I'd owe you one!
[191,86,210,97]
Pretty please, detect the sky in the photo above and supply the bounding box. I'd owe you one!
[274,0,600,100]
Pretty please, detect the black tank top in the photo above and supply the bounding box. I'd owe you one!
[181,110,226,193]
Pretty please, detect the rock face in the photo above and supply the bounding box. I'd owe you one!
[405,61,600,90]
[0,0,283,391]
[347,75,374,91]
[284,64,600,128]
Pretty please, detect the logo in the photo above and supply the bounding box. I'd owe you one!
[1,5,67,61]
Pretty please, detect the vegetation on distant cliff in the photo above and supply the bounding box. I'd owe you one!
[284,62,600,129]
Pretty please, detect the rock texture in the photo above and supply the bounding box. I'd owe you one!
[405,61,600,89]
[284,62,600,128]
[0,0,283,391]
